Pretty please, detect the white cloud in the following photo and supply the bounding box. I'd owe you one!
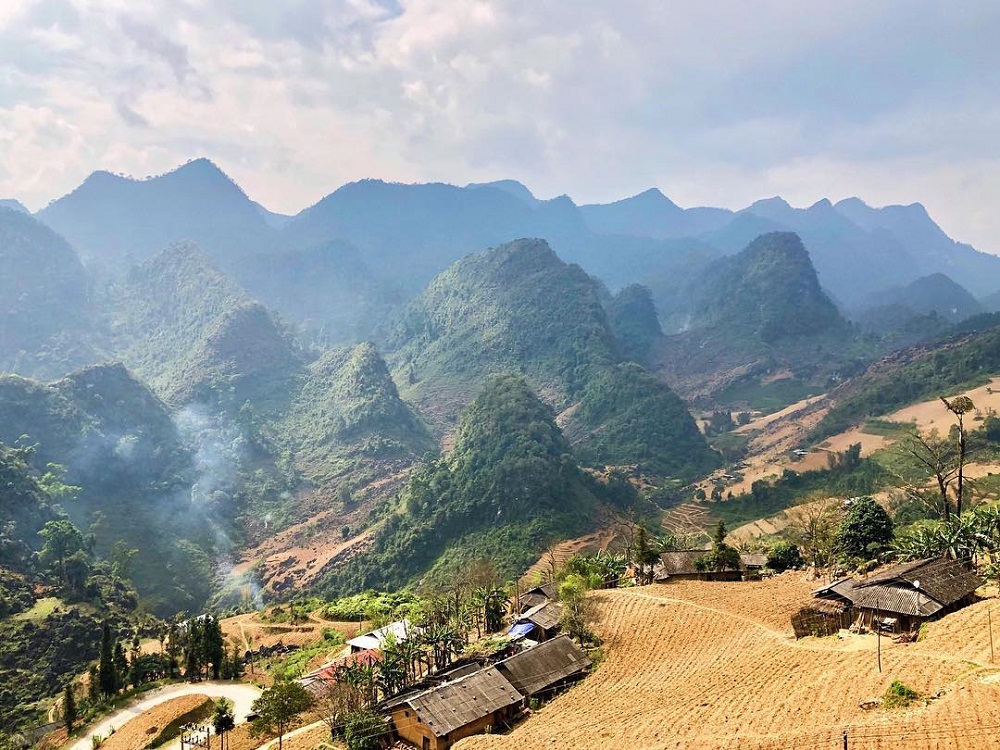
[0,0,998,252]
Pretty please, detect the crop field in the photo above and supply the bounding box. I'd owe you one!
[459,576,1000,750]
[98,694,212,750]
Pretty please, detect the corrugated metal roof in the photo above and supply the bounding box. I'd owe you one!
[853,585,942,617]
[494,635,590,698]
[517,601,562,631]
[402,666,522,737]
[347,619,422,651]
[856,558,981,608]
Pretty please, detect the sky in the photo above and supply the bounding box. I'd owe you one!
[0,1,998,252]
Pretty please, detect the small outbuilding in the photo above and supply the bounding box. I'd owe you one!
[347,619,422,652]
[494,635,591,702]
[507,601,563,641]
[389,666,523,750]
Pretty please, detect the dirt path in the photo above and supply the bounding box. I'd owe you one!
[71,682,262,750]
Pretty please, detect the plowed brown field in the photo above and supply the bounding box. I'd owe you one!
[458,576,1000,750]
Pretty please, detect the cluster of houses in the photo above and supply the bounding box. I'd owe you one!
[300,584,590,750]
[793,557,982,638]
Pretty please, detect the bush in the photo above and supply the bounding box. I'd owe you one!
[343,709,388,750]
[883,680,919,709]
[766,541,803,572]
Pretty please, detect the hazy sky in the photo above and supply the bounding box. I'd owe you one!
[1,1,998,251]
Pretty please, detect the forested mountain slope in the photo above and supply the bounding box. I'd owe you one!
[0,208,100,378]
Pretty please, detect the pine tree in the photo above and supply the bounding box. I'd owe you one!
[112,642,128,691]
[63,685,76,733]
[98,621,116,698]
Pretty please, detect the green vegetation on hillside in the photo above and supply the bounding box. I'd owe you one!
[572,363,719,479]
[317,375,597,594]
[283,343,435,486]
[694,232,845,343]
[107,242,303,411]
[605,283,662,365]
[816,325,1000,439]
[384,238,617,414]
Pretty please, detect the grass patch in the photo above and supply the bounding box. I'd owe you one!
[860,419,910,437]
[268,630,346,681]
[715,378,818,414]
[883,680,919,709]
[13,596,62,621]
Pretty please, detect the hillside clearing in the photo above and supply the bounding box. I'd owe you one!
[458,576,1000,750]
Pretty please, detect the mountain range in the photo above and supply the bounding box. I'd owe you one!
[4,156,1000,621]
[22,158,1000,345]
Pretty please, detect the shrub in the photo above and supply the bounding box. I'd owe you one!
[883,680,919,709]
[766,541,803,572]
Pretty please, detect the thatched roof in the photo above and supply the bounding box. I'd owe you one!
[398,666,522,737]
[800,598,851,615]
[495,635,590,698]
[740,553,767,569]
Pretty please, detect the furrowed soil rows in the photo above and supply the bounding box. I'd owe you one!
[458,577,1000,750]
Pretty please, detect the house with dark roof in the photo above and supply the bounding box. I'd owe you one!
[653,550,743,582]
[793,558,981,637]
[516,581,559,614]
[507,601,563,641]
[388,666,523,750]
[851,557,981,633]
[494,635,590,702]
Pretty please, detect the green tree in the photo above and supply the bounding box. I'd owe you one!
[38,519,85,585]
[212,699,236,750]
[343,708,387,750]
[694,521,741,572]
[632,526,660,585]
[63,685,76,733]
[766,541,803,572]
[559,573,597,644]
[249,681,315,750]
[98,621,116,698]
[836,496,893,560]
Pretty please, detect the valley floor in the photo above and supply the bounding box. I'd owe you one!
[458,576,1000,750]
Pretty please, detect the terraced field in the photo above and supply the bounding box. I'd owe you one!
[459,576,1000,750]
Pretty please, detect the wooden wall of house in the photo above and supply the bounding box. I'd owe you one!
[391,706,517,750]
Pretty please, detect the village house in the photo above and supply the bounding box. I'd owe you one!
[299,648,381,695]
[494,635,591,703]
[388,666,523,750]
[507,600,563,641]
[794,558,981,637]
[851,557,981,633]
[653,550,743,582]
[515,581,559,614]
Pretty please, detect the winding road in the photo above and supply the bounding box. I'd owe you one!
[71,681,262,750]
